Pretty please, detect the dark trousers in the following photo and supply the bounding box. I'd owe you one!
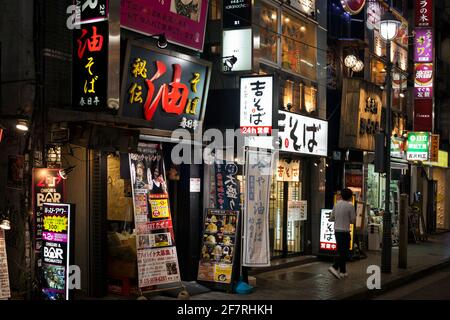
[333,231,351,273]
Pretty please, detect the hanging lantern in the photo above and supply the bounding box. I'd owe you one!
[344,55,358,68]
[352,60,365,72]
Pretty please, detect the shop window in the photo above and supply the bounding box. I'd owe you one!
[283,80,295,111]
[281,12,317,80]
[304,84,317,113]
[370,58,386,86]
[260,2,278,63]
[209,0,221,20]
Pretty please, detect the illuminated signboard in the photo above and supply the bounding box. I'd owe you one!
[407,132,430,161]
[319,209,354,252]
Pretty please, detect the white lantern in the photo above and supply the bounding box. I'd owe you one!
[344,55,357,68]
[379,11,401,41]
[352,60,364,72]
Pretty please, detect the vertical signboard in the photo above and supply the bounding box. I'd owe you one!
[0,230,11,300]
[242,149,273,267]
[414,28,433,62]
[215,162,241,211]
[129,143,181,289]
[430,134,440,163]
[32,169,66,261]
[198,209,239,284]
[222,29,253,73]
[121,0,209,52]
[73,20,109,110]
[41,203,72,300]
[240,76,273,134]
[407,132,430,161]
[223,0,252,29]
[320,209,354,253]
[415,0,433,27]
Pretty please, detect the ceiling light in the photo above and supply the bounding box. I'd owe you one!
[16,119,29,131]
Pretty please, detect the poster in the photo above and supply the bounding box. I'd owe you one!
[198,209,239,284]
[32,169,66,256]
[121,0,209,52]
[41,203,72,300]
[0,230,11,300]
[7,155,24,189]
[288,200,307,222]
[215,162,241,211]
[276,159,300,182]
[129,143,181,288]
[242,149,273,267]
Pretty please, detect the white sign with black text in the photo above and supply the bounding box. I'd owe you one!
[278,111,328,156]
[240,76,273,135]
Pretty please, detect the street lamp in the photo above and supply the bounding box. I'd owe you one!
[379,10,401,274]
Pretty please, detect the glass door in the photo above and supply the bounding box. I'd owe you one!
[287,181,303,254]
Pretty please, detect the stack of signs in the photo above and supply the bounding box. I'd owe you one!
[41,203,72,300]
[0,230,11,300]
[198,209,239,284]
[414,0,434,132]
[215,162,241,211]
[32,169,66,270]
[242,149,274,267]
[129,144,181,289]
[320,209,354,253]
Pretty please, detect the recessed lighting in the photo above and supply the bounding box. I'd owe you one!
[16,119,29,131]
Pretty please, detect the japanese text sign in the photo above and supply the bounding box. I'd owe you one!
[129,143,181,288]
[415,0,433,27]
[121,43,211,133]
[73,20,109,110]
[430,134,439,163]
[320,209,354,252]
[278,111,328,156]
[414,99,433,131]
[414,28,433,63]
[223,0,252,29]
[215,162,241,211]
[414,63,433,99]
[407,132,430,161]
[75,0,109,25]
[243,149,273,267]
[198,209,239,284]
[120,0,209,52]
[32,169,66,253]
[240,76,273,135]
[276,159,300,182]
[41,203,72,300]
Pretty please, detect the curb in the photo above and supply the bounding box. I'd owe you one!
[334,258,450,300]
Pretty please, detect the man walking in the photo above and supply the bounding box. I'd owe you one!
[328,188,356,279]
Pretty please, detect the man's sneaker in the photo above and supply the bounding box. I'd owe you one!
[328,266,341,279]
[340,273,348,278]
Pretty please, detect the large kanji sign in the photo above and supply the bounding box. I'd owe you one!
[415,0,433,27]
[121,43,211,133]
[72,20,109,110]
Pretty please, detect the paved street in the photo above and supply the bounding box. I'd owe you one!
[374,265,450,300]
[150,233,450,300]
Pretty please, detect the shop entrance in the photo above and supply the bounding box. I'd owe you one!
[269,159,306,258]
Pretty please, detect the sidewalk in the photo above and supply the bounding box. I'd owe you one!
[153,232,450,300]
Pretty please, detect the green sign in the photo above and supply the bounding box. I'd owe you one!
[407,132,430,161]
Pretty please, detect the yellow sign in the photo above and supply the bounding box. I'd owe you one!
[214,264,232,284]
[43,216,68,233]
[334,193,356,206]
[430,134,440,162]
[424,150,448,168]
[149,199,170,219]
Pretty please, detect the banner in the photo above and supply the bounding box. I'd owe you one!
[242,149,273,267]
[129,143,181,289]
[215,162,241,211]
[32,169,66,258]
[0,230,11,300]
[41,203,72,300]
[198,209,239,284]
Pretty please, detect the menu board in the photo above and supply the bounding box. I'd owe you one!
[41,203,72,300]
[0,230,11,300]
[198,209,239,284]
[129,143,181,289]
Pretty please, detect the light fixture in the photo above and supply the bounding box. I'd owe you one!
[399,92,405,98]
[16,119,29,131]
[58,165,76,179]
[352,59,364,72]
[0,209,11,230]
[222,55,238,71]
[155,33,168,49]
[344,54,357,68]
[300,26,306,32]
[379,11,401,42]
[271,13,277,20]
